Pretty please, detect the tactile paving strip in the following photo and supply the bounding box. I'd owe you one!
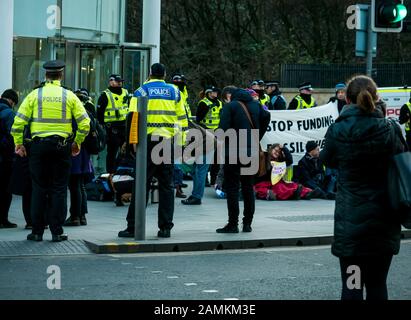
[269,215,334,222]
[0,240,92,257]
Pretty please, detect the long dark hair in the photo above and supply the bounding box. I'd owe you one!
[268,143,285,161]
[346,75,378,113]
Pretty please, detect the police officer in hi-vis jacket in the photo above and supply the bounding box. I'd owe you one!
[97,74,130,173]
[11,60,90,242]
[119,63,188,239]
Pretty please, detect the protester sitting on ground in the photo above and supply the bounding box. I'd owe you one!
[254,144,317,201]
[111,143,135,207]
[293,141,337,200]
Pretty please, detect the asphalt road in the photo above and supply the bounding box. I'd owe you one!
[1,241,411,300]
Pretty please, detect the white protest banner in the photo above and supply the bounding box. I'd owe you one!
[260,102,339,163]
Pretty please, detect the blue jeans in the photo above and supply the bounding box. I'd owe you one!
[191,163,210,200]
[174,165,184,187]
[325,168,338,194]
[190,152,213,200]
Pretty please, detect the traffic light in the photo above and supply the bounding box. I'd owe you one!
[371,0,408,32]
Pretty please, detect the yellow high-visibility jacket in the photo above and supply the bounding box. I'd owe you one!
[129,79,188,140]
[11,81,90,145]
[406,102,411,132]
[103,88,129,123]
[260,93,270,107]
[176,86,192,118]
[199,98,223,130]
[295,95,316,109]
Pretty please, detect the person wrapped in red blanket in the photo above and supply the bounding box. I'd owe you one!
[254,144,320,201]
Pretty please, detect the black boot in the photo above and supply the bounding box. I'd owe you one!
[27,233,43,241]
[216,224,239,233]
[242,224,252,232]
[80,215,87,226]
[64,216,80,227]
[158,229,171,238]
[118,228,135,238]
[181,196,201,205]
[52,234,68,242]
[175,186,187,199]
[0,220,17,229]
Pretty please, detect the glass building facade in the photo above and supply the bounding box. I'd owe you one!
[13,0,150,103]
[12,0,150,173]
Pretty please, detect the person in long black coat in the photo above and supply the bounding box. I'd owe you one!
[320,75,406,301]
[216,88,271,233]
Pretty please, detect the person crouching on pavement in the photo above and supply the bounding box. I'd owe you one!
[254,144,316,201]
[293,141,337,200]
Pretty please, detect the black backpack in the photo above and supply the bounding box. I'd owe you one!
[85,175,114,201]
[83,111,106,155]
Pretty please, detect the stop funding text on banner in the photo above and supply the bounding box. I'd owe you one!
[260,102,340,163]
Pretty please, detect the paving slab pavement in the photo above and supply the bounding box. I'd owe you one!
[1,184,410,256]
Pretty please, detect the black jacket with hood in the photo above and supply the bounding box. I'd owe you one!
[0,99,16,162]
[320,104,405,257]
[219,89,270,161]
[268,89,287,110]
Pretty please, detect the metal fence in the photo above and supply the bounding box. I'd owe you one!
[280,63,411,88]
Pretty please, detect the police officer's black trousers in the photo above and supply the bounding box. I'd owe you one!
[0,160,13,224]
[106,125,126,173]
[29,138,71,236]
[126,140,174,232]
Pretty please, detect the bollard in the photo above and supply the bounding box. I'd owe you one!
[134,96,148,240]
